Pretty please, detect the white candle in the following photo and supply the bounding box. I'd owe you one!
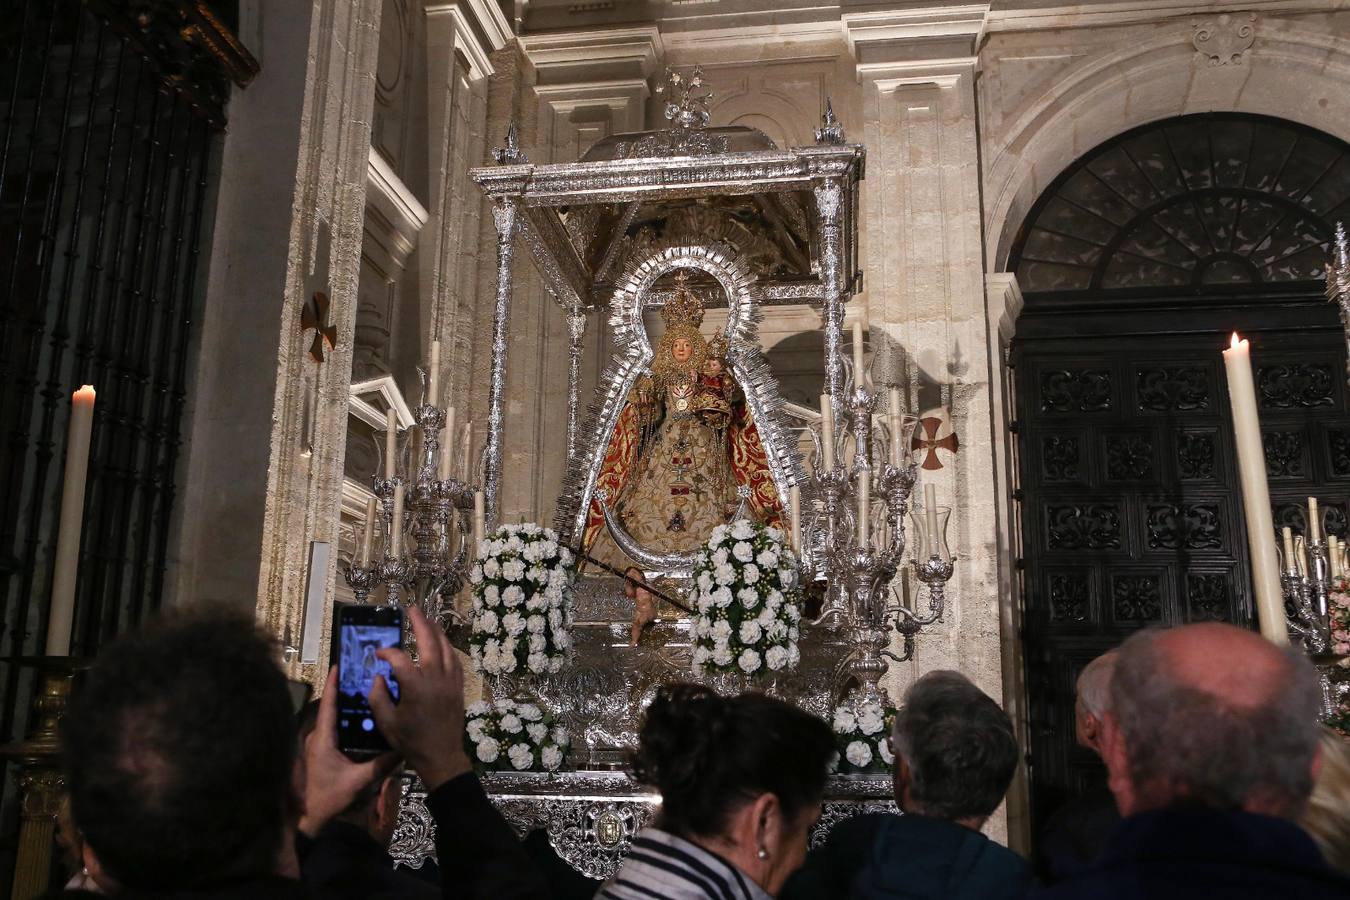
[390,483,405,557]
[888,386,902,466]
[472,490,486,551]
[1222,334,1288,644]
[359,497,377,568]
[1309,497,1322,543]
[924,483,938,558]
[438,405,456,481]
[852,319,865,388]
[1282,527,1298,575]
[819,393,835,471]
[858,473,871,547]
[789,485,802,552]
[460,420,473,480]
[384,408,398,479]
[1331,536,1341,579]
[46,385,96,656]
[1296,535,1309,578]
[427,340,441,409]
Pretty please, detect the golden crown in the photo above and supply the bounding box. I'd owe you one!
[659,271,705,329]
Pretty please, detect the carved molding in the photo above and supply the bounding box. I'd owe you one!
[1192,13,1257,67]
[366,149,430,270]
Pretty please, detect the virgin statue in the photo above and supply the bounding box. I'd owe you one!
[583,273,784,575]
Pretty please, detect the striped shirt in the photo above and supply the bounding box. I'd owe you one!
[597,828,773,900]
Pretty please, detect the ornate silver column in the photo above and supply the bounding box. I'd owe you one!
[815,178,845,409]
[483,125,527,528]
[566,305,586,465]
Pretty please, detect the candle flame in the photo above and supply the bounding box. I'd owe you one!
[73,385,96,401]
[1230,332,1242,348]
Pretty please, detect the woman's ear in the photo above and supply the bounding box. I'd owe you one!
[751,791,783,854]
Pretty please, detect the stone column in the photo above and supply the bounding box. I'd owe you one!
[846,6,1014,841]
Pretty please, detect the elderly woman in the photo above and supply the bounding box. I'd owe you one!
[598,683,835,900]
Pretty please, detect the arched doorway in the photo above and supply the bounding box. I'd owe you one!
[1008,113,1350,840]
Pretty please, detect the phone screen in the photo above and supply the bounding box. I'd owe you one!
[335,604,402,755]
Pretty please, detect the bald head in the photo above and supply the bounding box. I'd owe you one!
[1074,651,1117,756]
[1104,623,1321,819]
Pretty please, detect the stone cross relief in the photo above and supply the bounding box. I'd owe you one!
[302,220,338,364]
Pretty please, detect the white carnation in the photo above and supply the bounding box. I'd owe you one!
[712,547,730,567]
[766,590,784,611]
[478,610,500,634]
[739,620,762,644]
[502,612,526,636]
[712,619,733,641]
[527,566,547,583]
[469,564,483,585]
[845,740,873,768]
[833,707,858,733]
[713,587,733,608]
[712,644,734,666]
[502,586,525,607]
[483,559,501,578]
[508,743,534,771]
[788,644,801,667]
[541,746,564,771]
[742,564,760,585]
[502,560,526,582]
[551,726,570,746]
[500,714,523,734]
[467,700,492,717]
[548,656,564,673]
[737,587,761,609]
[756,550,779,569]
[878,739,895,765]
[779,566,798,588]
[466,719,487,742]
[519,703,543,721]
[714,564,736,586]
[526,614,546,634]
[738,648,762,673]
[711,524,730,544]
[527,723,548,743]
[731,520,754,541]
[697,572,714,593]
[495,699,514,713]
[857,708,885,736]
[765,526,784,544]
[529,633,546,653]
[484,585,500,605]
[527,652,550,673]
[476,737,501,763]
[732,541,754,562]
[765,645,789,670]
[692,645,712,668]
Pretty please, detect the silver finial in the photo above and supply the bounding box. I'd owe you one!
[815,97,845,145]
[656,66,712,130]
[493,121,527,165]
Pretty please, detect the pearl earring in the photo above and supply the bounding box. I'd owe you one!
[757,847,769,860]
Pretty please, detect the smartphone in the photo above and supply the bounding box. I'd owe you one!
[333,604,402,756]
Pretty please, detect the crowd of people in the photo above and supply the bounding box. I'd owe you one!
[44,604,1350,899]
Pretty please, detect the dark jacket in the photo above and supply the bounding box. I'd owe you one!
[1031,808,1350,899]
[1035,786,1120,883]
[45,772,548,900]
[782,812,1033,900]
[302,819,438,900]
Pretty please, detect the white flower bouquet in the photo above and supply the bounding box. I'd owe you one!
[831,699,896,774]
[464,698,570,773]
[467,523,576,677]
[690,518,803,677]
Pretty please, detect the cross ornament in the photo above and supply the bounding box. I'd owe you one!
[911,413,960,471]
[301,221,337,363]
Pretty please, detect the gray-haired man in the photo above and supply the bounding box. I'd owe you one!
[783,670,1031,900]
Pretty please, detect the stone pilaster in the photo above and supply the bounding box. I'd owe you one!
[847,5,1013,841]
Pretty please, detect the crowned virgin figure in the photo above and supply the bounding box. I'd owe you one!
[583,273,784,575]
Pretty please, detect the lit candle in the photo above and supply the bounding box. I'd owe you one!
[819,393,835,471]
[858,473,871,547]
[888,386,903,466]
[46,385,96,656]
[384,408,398,479]
[359,496,377,568]
[438,405,456,481]
[472,490,485,552]
[852,319,865,388]
[789,485,802,552]
[390,483,405,557]
[427,340,441,408]
[924,483,938,558]
[1282,527,1298,575]
[1222,334,1288,644]
[1308,496,1322,543]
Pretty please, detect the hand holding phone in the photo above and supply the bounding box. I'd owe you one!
[368,605,472,792]
[299,666,397,837]
[334,604,403,756]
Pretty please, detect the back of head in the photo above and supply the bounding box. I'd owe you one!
[633,683,834,839]
[1076,651,1117,717]
[892,670,1019,821]
[62,608,297,889]
[1303,728,1350,873]
[1109,623,1321,817]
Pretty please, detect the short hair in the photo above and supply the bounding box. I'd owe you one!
[62,609,297,889]
[1076,651,1118,717]
[1110,628,1321,816]
[632,683,834,839]
[1302,728,1350,874]
[892,671,1020,821]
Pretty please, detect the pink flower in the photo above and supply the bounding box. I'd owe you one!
[1334,641,1350,655]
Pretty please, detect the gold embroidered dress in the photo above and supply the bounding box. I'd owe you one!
[584,276,784,571]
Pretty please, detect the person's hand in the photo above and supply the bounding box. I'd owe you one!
[299,667,397,837]
[369,605,473,792]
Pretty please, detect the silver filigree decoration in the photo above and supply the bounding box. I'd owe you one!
[1327,222,1350,387]
[658,65,712,130]
[555,243,804,545]
[493,121,527,164]
[1192,13,1256,67]
[390,779,437,870]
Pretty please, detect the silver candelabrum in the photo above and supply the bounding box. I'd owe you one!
[800,372,955,708]
[1282,535,1332,657]
[343,377,478,632]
